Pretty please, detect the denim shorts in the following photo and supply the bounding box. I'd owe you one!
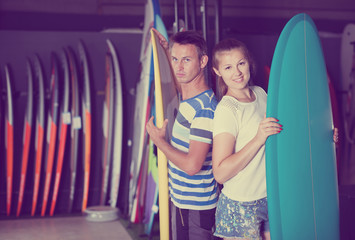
[214,193,269,239]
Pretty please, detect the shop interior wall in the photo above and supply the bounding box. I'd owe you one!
[0,24,346,217]
[0,30,141,216]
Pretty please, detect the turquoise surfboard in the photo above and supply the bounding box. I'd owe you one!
[265,13,339,240]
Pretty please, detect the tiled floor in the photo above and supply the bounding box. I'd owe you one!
[1,185,354,240]
[0,216,132,240]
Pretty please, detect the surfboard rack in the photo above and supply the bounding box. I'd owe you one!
[343,41,355,145]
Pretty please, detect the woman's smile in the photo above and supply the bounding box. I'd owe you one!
[232,77,244,83]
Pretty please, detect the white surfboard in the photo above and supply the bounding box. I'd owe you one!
[78,40,92,212]
[4,65,14,216]
[107,39,123,208]
[100,48,115,206]
[17,59,34,217]
[129,0,154,221]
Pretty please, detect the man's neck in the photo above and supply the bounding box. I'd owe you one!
[180,74,209,100]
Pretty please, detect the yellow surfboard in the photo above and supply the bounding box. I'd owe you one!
[151,28,179,240]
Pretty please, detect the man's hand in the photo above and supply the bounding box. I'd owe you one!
[152,28,168,51]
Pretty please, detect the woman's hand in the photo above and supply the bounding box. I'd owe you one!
[255,116,282,145]
[333,127,339,143]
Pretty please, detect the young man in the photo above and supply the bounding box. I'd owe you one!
[146,30,218,240]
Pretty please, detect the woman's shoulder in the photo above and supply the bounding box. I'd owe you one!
[250,85,267,99]
[250,85,266,94]
[216,96,240,113]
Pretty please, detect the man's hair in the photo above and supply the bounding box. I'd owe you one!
[169,31,207,59]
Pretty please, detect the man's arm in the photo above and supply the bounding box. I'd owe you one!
[146,116,209,176]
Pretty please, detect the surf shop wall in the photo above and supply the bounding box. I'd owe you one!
[0,1,354,232]
[0,27,346,216]
[0,30,142,216]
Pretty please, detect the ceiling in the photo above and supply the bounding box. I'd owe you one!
[0,0,354,34]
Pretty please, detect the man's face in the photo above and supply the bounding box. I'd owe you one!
[170,43,204,85]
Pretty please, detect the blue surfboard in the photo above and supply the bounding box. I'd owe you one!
[266,13,339,240]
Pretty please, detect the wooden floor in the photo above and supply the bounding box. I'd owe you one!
[0,216,132,240]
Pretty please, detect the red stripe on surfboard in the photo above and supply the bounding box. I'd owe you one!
[82,111,91,212]
[31,124,44,216]
[49,122,68,216]
[6,121,14,216]
[16,121,32,216]
[41,121,57,216]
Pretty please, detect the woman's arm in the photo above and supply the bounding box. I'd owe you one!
[212,117,282,184]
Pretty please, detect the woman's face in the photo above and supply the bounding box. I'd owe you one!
[213,48,251,91]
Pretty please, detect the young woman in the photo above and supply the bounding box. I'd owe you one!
[211,38,282,240]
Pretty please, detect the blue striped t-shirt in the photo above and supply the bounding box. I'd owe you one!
[168,89,218,210]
